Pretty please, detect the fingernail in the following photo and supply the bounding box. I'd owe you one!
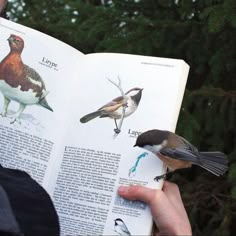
[118,186,128,193]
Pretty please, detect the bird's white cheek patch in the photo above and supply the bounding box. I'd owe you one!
[151,144,163,153]
[0,80,39,104]
[143,145,155,152]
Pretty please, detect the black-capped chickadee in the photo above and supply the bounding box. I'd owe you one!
[134,129,228,181]
[114,218,131,236]
[80,88,143,133]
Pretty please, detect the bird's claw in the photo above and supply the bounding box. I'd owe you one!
[0,112,21,124]
[154,176,161,182]
[154,175,166,182]
[0,112,7,117]
[114,128,121,134]
[123,102,128,108]
[10,117,21,124]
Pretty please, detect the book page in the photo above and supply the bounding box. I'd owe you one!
[46,53,189,235]
[0,18,84,186]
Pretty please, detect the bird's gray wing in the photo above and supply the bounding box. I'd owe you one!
[24,65,45,85]
[99,95,124,110]
[120,223,131,235]
[177,135,198,152]
[160,148,200,164]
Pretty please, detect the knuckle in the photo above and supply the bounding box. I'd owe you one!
[166,181,179,191]
[151,190,164,205]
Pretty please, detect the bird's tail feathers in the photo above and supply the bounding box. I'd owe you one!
[39,97,53,112]
[80,110,102,123]
[196,151,228,176]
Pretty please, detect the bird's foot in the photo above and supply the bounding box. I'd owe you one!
[114,128,121,134]
[0,112,7,117]
[10,117,21,125]
[154,174,166,182]
[123,102,128,108]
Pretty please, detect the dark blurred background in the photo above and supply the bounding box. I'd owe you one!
[3,0,236,235]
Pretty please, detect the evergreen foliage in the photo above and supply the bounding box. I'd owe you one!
[4,0,236,235]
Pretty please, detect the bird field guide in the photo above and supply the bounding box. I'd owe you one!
[0,17,189,235]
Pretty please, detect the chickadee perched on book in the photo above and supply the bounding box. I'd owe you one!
[80,88,143,133]
[134,129,228,181]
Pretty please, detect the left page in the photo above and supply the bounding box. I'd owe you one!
[0,18,84,186]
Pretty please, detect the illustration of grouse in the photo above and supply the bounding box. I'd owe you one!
[0,34,53,123]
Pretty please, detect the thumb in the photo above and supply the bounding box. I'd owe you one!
[118,185,164,205]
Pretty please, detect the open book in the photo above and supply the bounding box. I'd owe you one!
[0,17,189,235]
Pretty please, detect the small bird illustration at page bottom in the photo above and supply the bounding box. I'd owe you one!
[114,218,131,236]
[134,129,228,181]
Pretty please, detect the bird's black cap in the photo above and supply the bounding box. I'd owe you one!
[134,129,169,147]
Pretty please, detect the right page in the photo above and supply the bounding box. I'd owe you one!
[46,53,189,235]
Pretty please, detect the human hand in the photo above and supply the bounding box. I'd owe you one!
[0,0,7,13]
[118,181,192,236]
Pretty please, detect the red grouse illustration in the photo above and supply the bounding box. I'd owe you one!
[0,34,53,123]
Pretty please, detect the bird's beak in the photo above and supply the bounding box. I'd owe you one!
[133,144,137,147]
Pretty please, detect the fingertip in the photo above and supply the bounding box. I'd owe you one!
[117,185,141,200]
[118,185,162,204]
[118,186,129,194]
[117,185,138,199]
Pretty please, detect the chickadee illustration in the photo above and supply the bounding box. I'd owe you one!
[134,129,228,181]
[114,218,131,236]
[80,88,143,133]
